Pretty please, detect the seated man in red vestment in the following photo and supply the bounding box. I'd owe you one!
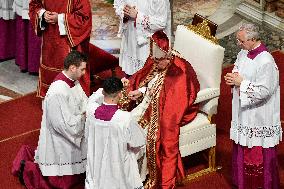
[123,30,200,189]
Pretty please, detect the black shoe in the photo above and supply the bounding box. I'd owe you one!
[29,72,39,76]
[18,160,26,186]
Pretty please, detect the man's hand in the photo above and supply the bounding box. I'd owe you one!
[224,72,243,86]
[44,11,58,24]
[128,90,142,100]
[43,11,52,22]
[123,5,138,19]
[121,77,130,87]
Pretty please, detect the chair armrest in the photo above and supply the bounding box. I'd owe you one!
[194,88,220,104]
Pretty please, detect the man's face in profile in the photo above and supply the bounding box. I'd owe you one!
[236,30,255,51]
[71,62,87,80]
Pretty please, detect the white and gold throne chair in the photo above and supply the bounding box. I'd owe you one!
[173,21,225,183]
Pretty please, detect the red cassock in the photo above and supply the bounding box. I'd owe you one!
[128,54,200,189]
[29,0,92,97]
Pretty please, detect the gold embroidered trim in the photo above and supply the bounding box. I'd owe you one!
[118,62,158,111]
[144,69,167,188]
[40,63,62,72]
[41,82,50,88]
[139,65,158,89]
[138,118,148,129]
[35,14,39,35]
[65,0,75,47]
[171,49,185,60]
[67,0,71,13]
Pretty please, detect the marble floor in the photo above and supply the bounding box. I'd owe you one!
[0,0,243,102]
[0,59,38,102]
[91,0,242,52]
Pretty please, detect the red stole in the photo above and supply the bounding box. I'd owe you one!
[29,0,92,97]
[129,55,200,188]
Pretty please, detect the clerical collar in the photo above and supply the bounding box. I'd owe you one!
[103,101,118,106]
[247,43,267,60]
[53,71,76,88]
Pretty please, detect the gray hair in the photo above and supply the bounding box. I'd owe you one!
[238,23,260,40]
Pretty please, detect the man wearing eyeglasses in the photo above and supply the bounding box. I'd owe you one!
[224,23,281,189]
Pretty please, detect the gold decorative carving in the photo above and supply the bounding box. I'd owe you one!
[177,146,221,185]
[187,20,219,44]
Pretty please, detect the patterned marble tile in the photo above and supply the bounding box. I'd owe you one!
[0,59,38,95]
[173,0,221,30]
[91,0,120,40]
[209,0,241,25]
[91,0,221,40]
[0,0,242,99]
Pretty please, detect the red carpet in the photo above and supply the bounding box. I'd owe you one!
[0,51,283,189]
[0,93,41,188]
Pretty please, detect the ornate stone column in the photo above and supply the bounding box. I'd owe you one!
[236,0,284,31]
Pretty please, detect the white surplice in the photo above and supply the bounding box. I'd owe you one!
[1,0,15,19]
[12,0,29,19]
[85,89,146,189]
[114,0,171,75]
[230,50,282,148]
[34,80,88,176]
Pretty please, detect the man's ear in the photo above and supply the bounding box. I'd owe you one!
[69,65,77,72]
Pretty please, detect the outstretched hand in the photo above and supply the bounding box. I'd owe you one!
[128,90,142,100]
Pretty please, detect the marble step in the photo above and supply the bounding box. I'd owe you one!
[0,60,38,95]
[216,14,244,39]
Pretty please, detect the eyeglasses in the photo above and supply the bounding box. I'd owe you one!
[236,38,253,44]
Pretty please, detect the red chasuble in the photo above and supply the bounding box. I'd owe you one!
[128,55,200,188]
[29,0,92,97]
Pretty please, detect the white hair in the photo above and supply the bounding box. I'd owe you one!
[239,23,260,40]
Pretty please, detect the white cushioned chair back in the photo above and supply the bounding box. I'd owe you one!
[173,25,224,90]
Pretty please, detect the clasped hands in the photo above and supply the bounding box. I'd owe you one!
[43,11,58,24]
[224,72,243,87]
[123,4,138,20]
